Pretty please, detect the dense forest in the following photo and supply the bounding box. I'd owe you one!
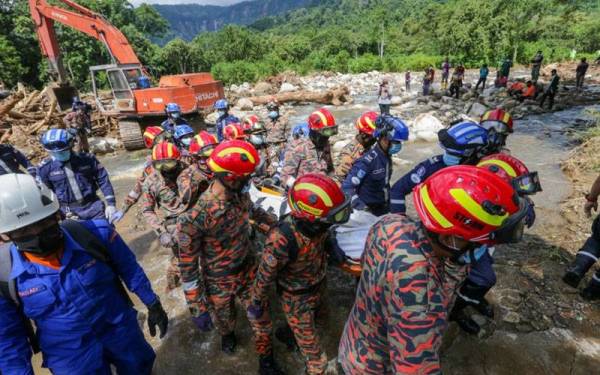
[2,0,600,89]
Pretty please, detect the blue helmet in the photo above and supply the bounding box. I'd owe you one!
[292,122,310,139]
[174,124,194,141]
[214,99,229,110]
[41,128,73,151]
[438,121,488,157]
[137,76,151,89]
[374,115,410,142]
[165,103,181,114]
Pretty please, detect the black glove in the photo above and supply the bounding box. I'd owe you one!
[325,232,346,266]
[147,299,169,338]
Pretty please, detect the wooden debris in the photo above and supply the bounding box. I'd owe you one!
[0,92,25,120]
[244,86,351,106]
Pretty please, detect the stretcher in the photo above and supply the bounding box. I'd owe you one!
[249,182,290,219]
[333,210,380,277]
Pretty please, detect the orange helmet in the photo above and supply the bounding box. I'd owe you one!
[143,126,165,149]
[413,165,529,245]
[480,108,514,134]
[288,173,350,223]
[152,141,181,172]
[308,108,337,137]
[477,154,542,195]
[223,123,247,140]
[189,131,218,157]
[208,140,259,181]
[355,111,378,135]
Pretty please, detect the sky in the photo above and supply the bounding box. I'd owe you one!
[130,0,247,5]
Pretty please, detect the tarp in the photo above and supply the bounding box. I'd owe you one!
[334,210,380,260]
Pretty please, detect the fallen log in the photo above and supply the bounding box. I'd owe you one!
[0,92,25,120]
[18,90,40,111]
[244,86,351,106]
[8,110,36,120]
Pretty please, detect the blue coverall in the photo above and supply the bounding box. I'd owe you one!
[36,153,116,220]
[0,220,157,375]
[0,144,36,177]
[341,144,392,216]
[215,114,240,141]
[160,118,189,135]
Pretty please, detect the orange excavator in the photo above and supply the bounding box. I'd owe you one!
[28,0,224,149]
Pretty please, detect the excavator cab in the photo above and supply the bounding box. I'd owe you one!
[90,63,144,115]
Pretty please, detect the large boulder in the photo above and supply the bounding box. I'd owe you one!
[410,113,444,142]
[235,98,254,111]
[89,137,119,154]
[279,82,299,93]
[253,81,273,95]
[468,102,488,118]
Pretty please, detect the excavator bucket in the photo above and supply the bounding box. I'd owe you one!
[47,83,78,111]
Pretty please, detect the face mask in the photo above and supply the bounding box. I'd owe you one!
[181,137,192,147]
[170,112,180,119]
[457,245,488,264]
[443,152,462,166]
[249,134,265,146]
[14,223,64,256]
[218,110,226,117]
[268,111,279,120]
[388,142,403,155]
[50,150,71,162]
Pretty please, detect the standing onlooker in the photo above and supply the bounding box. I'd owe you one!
[422,67,434,96]
[377,79,392,115]
[449,70,462,99]
[500,57,512,80]
[540,69,560,109]
[475,63,489,91]
[530,50,544,83]
[441,57,451,90]
[576,58,589,90]
[405,71,411,92]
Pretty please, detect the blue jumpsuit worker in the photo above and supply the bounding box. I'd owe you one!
[389,121,489,214]
[36,129,122,223]
[0,173,168,375]
[214,99,240,141]
[161,103,190,135]
[0,144,36,177]
[342,115,409,216]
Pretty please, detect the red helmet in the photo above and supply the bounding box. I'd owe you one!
[477,154,542,195]
[223,123,247,140]
[480,108,514,134]
[242,115,260,130]
[208,140,260,180]
[288,173,350,223]
[308,108,338,137]
[152,141,180,161]
[189,131,218,157]
[143,126,164,149]
[413,165,528,245]
[355,111,378,135]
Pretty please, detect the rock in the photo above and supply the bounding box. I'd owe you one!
[279,83,299,93]
[236,98,254,110]
[333,140,350,153]
[498,289,523,310]
[411,113,444,142]
[89,137,119,154]
[253,81,273,95]
[430,101,442,109]
[503,311,521,324]
[468,102,488,118]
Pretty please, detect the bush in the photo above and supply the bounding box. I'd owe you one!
[211,61,260,86]
[383,54,443,72]
[348,54,383,73]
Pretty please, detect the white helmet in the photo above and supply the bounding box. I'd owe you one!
[0,174,59,233]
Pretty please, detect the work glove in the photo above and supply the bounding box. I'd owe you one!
[109,210,124,224]
[105,205,119,223]
[192,311,213,332]
[159,232,174,248]
[246,301,264,320]
[147,299,169,338]
[524,199,536,228]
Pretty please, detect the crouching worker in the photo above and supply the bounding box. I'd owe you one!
[250,174,351,375]
[0,173,168,375]
[339,166,529,374]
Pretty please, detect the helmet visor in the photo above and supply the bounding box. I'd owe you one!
[44,140,71,152]
[481,120,509,134]
[512,172,542,195]
[319,126,338,138]
[489,197,530,244]
[320,196,351,225]
[153,160,178,172]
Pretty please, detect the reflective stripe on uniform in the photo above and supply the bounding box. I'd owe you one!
[0,159,13,173]
[390,199,405,204]
[64,162,84,201]
[579,251,599,262]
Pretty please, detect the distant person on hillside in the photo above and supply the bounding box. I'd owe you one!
[405,71,411,91]
[530,50,544,83]
[576,58,589,90]
[377,79,392,114]
[539,69,560,109]
[441,57,451,90]
[475,63,489,91]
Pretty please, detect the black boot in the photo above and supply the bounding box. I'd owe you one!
[221,332,237,355]
[275,325,297,351]
[581,276,600,301]
[258,354,285,375]
[449,297,480,335]
[563,249,597,288]
[458,280,494,319]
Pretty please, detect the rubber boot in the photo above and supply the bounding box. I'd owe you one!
[221,332,237,355]
[258,354,285,375]
[563,245,597,288]
[581,275,600,301]
[275,325,297,352]
[449,297,480,335]
[458,280,494,318]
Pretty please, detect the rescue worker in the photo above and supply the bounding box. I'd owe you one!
[0,173,168,375]
[162,103,188,135]
[377,80,392,115]
[214,99,240,141]
[531,50,544,83]
[539,69,560,109]
[173,124,196,165]
[479,108,514,155]
[223,123,247,141]
[280,108,337,188]
[120,126,166,215]
[291,123,309,140]
[342,115,409,217]
[249,174,351,375]
[0,143,36,176]
[265,100,289,176]
[334,111,378,180]
[500,57,513,79]
[63,98,92,153]
[243,115,271,176]
[37,129,121,223]
[141,141,186,291]
[339,165,529,374]
[176,140,282,374]
[563,173,600,300]
[390,121,489,214]
[178,131,217,211]
[450,154,541,334]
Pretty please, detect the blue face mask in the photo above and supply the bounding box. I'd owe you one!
[50,150,71,162]
[268,111,279,119]
[170,112,180,119]
[443,152,462,166]
[181,137,192,147]
[388,142,403,155]
[458,245,488,264]
[217,110,226,117]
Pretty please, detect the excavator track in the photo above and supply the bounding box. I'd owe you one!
[118,120,144,150]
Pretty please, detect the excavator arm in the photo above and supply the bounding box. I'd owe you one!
[28,0,140,83]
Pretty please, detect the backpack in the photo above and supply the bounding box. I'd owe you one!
[0,220,133,352]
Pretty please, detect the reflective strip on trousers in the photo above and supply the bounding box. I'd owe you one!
[64,162,84,201]
[0,159,15,173]
[579,251,599,262]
